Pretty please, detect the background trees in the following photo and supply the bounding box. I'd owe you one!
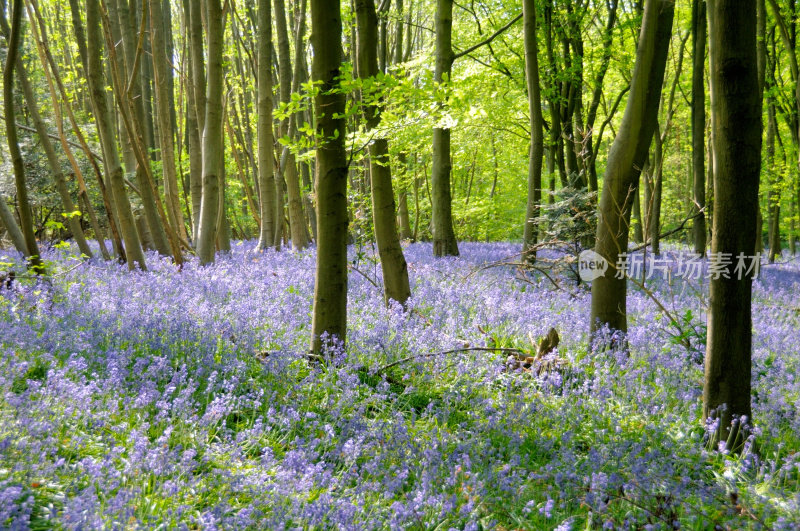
[0,0,787,439]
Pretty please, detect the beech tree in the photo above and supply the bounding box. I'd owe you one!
[703,0,762,449]
[590,0,674,336]
[3,0,43,273]
[310,0,349,355]
[355,0,411,307]
[522,0,544,262]
[196,0,225,264]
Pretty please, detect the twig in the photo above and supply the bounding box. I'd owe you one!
[629,211,704,253]
[349,263,380,289]
[376,346,527,374]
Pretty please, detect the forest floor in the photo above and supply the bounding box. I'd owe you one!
[0,241,798,529]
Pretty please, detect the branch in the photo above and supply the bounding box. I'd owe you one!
[376,346,528,374]
[0,116,105,162]
[453,13,522,60]
[628,210,704,253]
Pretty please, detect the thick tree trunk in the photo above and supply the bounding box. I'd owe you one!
[87,0,145,269]
[704,0,761,450]
[692,0,707,256]
[355,0,412,307]
[522,0,544,262]
[310,0,349,354]
[590,0,673,336]
[431,0,459,257]
[196,0,225,264]
[3,0,43,272]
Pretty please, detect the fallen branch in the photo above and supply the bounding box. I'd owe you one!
[376,346,527,374]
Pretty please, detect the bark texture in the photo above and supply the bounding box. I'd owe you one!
[590,0,673,336]
[310,0,349,354]
[704,0,761,450]
[355,0,411,307]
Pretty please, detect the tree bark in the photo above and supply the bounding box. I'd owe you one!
[692,0,707,256]
[196,0,225,264]
[650,124,663,255]
[112,0,171,255]
[522,0,544,263]
[3,0,43,272]
[431,0,459,257]
[355,0,412,307]
[256,0,277,250]
[88,0,146,269]
[149,0,188,241]
[590,0,673,336]
[704,0,761,450]
[282,0,311,250]
[13,50,93,258]
[310,0,349,354]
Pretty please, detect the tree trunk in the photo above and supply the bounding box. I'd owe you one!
[149,0,188,241]
[632,189,644,244]
[13,50,93,258]
[112,0,171,256]
[767,97,782,263]
[355,0,412,307]
[3,0,43,272]
[256,0,277,250]
[310,0,349,354]
[87,0,146,269]
[196,0,225,264]
[692,0,707,256]
[704,0,761,450]
[283,0,311,250]
[522,0,544,263]
[590,0,673,336]
[431,0,459,257]
[650,126,663,255]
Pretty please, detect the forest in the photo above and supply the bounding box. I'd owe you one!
[0,0,799,527]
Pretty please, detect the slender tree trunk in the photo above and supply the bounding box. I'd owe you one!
[590,0,673,336]
[272,0,292,249]
[632,189,644,243]
[182,9,202,240]
[767,98,782,263]
[650,125,663,255]
[187,0,205,239]
[196,0,225,264]
[150,0,188,241]
[3,0,43,272]
[585,0,619,194]
[522,0,544,263]
[432,0,459,256]
[88,0,145,269]
[12,50,93,258]
[704,0,761,450]
[256,0,277,250]
[355,0,412,307]
[310,0,349,354]
[112,0,171,255]
[282,0,311,250]
[692,0,707,256]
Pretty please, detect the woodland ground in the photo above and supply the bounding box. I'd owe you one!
[0,241,798,529]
